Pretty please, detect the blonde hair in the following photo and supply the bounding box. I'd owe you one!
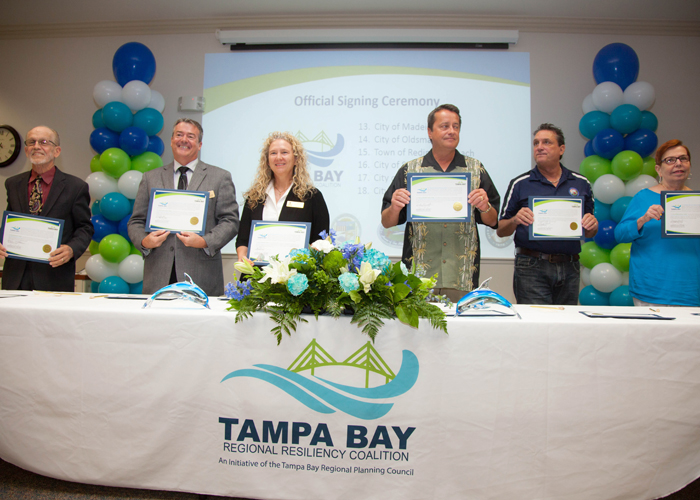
[244,132,315,209]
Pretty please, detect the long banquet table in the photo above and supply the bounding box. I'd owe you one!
[1,292,700,500]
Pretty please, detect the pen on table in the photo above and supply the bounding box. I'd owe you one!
[529,305,564,310]
[649,308,660,313]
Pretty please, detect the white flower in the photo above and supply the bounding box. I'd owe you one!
[399,262,409,275]
[234,260,255,275]
[358,261,381,293]
[259,256,297,284]
[311,238,335,253]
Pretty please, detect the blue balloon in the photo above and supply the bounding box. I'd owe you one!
[584,140,595,157]
[91,281,100,293]
[119,126,149,156]
[91,200,101,216]
[129,281,143,294]
[99,276,130,294]
[133,108,164,136]
[640,111,658,132]
[624,128,658,158]
[91,214,118,243]
[118,213,132,242]
[610,196,632,223]
[100,192,132,222]
[592,128,624,159]
[92,109,105,129]
[594,199,611,221]
[90,127,120,154]
[112,42,156,86]
[579,285,610,306]
[593,43,640,91]
[610,104,642,135]
[147,135,164,156]
[102,101,133,133]
[610,285,634,307]
[579,111,611,140]
[594,219,618,249]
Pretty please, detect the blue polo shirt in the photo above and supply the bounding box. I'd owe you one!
[499,164,595,255]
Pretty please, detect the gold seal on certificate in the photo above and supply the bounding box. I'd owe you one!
[42,244,52,253]
[453,202,463,211]
[190,217,199,226]
[570,222,578,230]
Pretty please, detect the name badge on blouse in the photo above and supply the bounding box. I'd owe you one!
[287,201,304,209]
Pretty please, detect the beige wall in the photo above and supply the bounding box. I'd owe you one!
[2,30,699,300]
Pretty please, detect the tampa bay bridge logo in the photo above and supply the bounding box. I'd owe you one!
[221,340,418,420]
[297,131,344,168]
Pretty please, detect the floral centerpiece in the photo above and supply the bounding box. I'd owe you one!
[226,231,448,344]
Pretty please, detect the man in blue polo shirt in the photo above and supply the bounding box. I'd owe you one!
[497,123,598,304]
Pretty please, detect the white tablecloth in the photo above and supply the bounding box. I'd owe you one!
[1,293,700,500]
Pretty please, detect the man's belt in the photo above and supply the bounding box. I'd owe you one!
[516,247,580,263]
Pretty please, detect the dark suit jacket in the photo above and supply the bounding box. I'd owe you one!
[236,188,330,250]
[2,167,94,291]
[128,161,239,296]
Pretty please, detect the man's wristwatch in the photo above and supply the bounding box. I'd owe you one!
[478,202,492,213]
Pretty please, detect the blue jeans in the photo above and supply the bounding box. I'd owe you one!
[513,254,580,305]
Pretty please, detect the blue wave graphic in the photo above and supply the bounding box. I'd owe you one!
[221,350,419,420]
[306,134,345,167]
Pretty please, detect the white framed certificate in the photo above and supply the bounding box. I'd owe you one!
[247,220,311,265]
[528,196,584,240]
[0,211,64,263]
[145,189,209,235]
[406,172,471,222]
[661,191,700,238]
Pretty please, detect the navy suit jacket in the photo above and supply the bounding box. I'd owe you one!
[2,167,93,291]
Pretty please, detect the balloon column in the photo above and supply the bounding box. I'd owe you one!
[85,42,164,294]
[579,43,657,307]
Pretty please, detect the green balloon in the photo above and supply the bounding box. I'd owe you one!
[100,148,131,179]
[580,241,611,269]
[99,234,130,263]
[131,152,163,173]
[579,155,612,184]
[641,156,657,178]
[610,242,632,272]
[90,154,102,173]
[88,239,100,255]
[611,150,643,181]
[129,243,142,256]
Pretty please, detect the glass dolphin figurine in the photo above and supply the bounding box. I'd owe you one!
[455,278,519,317]
[143,273,210,309]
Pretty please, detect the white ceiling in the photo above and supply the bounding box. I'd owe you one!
[2,0,700,26]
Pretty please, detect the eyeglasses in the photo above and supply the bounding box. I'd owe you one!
[661,155,690,165]
[24,139,57,147]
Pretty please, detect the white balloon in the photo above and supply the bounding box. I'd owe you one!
[93,80,123,108]
[582,94,597,114]
[591,81,624,113]
[117,170,143,199]
[593,174,625,204]
[86,172,119,201]
[590,263,622,293]
[581,266,592,287]
[621,272,629,286]
[121,81,152,112]
[147,90,165,113]
[118,254,145,284]
[85,254,120,283]
[623,81,656,111]
[625,174,657,198]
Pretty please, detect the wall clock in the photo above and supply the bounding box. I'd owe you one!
[0,125,21,168]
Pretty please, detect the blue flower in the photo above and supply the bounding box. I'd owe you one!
[319,229,337,245]
[338,272,360,293]
[288,248,311,258]
[340,242,365,272]
[362,248,391,273]
[286,273,309,296]
[225,280,253,300]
